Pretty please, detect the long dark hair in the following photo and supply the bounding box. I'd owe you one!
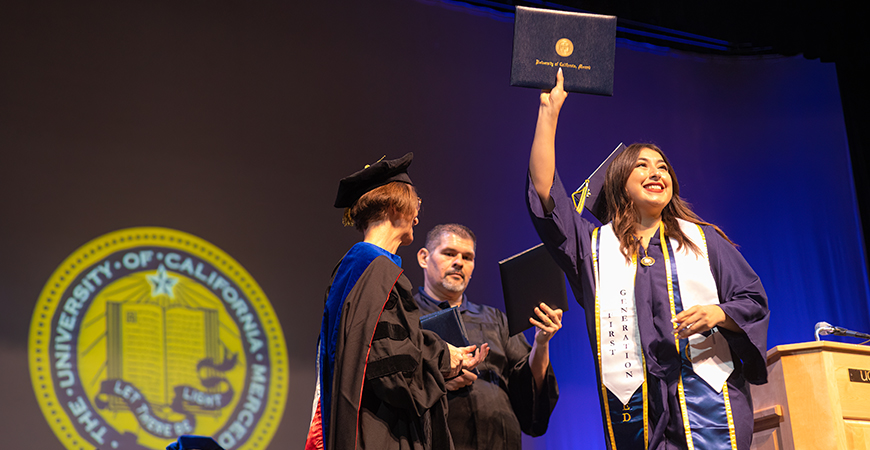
[602,143,734,260]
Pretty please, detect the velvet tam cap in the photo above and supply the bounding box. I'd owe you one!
[334,152,414,208]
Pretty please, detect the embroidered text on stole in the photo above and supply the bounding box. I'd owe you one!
[596,224,644,404]
[596,220,733,402]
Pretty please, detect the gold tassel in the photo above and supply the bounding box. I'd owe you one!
[364,155,386,169]
[342,208,355,227]
[571,179,591,214]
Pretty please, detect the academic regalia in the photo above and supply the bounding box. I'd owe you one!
[307,242,453,450]
[526,171,770,450]
[307,151,454,450]
[415,289,559,450]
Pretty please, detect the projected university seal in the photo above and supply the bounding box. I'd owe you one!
[28,227,288,450]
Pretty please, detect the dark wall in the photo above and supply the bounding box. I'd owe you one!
[1,1,865,449]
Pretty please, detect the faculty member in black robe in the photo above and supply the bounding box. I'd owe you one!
[416,224,560,450]
[306,153,489,450]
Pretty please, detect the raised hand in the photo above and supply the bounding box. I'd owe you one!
[530,68,569,212]
[539,68,568,120]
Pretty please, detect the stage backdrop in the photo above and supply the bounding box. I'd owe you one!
[1,0,867,449]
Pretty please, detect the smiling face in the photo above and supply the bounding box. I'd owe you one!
[417,232,475,302]
[624,147,673,219]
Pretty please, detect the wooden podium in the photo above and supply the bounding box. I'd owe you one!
[751,341,870,450]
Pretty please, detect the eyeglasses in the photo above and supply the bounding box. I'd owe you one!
[416,197,422,211]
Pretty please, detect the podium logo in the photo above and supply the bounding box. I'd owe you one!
[28,228,288,450]
[849,368,870,384]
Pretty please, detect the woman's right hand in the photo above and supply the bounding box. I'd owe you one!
[530,68,568,213]
[539,67,568,121]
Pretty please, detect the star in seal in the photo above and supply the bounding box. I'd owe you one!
[147,264,179,298]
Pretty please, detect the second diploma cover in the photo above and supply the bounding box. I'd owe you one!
[510,6,616,96]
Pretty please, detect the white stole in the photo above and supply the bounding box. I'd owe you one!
[595,224,645,405]
[673,220,734,392]
[595,219,733,403]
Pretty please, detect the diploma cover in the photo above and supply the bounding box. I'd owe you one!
[510,6,616,95]
[420,307,472,347]
[499,243,569,336]
[420,307,478,375]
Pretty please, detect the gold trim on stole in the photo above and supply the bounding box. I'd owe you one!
[724,383,737,449]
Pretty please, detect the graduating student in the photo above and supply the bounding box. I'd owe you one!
[526,70,770,449]
[306,153,488,450]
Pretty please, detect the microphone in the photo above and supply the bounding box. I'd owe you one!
[831,326,870,340]
[814,321,834,341]
[815,321,870,341]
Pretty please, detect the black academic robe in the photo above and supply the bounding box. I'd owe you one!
[416,289,559,450]
[309,243,454,450]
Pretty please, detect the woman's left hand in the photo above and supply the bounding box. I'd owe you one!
[673,305,733,339]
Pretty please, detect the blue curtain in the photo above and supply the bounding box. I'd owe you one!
[506,42,870,449]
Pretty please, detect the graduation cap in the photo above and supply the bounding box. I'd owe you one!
[571,143,626,222]
[334,152,414,208]
[166,435,224,450]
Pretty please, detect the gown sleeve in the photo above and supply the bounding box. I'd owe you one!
[361,268,451,417]
[526,170,596,308]
[706,228,771,384]
[503,321,559,437]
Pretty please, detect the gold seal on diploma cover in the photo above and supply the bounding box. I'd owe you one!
[555,38,574,57]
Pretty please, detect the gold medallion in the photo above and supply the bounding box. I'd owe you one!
[555,38,574,57]
[640,256,655,267]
